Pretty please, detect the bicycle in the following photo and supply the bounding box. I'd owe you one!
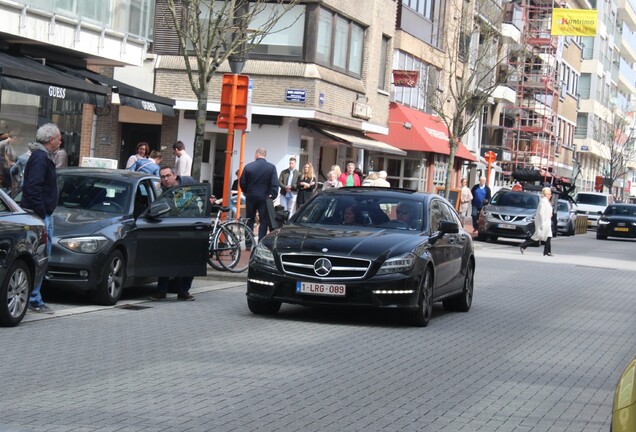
[208,205,255,273]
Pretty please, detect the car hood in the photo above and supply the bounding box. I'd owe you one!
[484,205,535,216]
[267,223,422,257]
[53,207,124,237]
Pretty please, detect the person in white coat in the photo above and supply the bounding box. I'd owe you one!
[519,187,553,256]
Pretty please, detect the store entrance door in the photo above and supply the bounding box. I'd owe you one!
[120,124,161,169]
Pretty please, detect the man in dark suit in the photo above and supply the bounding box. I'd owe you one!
[240,148,279,242]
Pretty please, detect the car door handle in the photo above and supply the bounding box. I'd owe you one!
[193,223,207,230]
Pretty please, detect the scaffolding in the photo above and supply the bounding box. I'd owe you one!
[502,0,560,184]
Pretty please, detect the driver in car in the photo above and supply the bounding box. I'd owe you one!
[395,202,418,229]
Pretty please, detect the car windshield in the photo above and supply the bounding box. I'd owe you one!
[557,201,569,212]
[57,175,131,214]
[293,193,424,230]
[604,205,636,216]
[576,194,607,206]
[490,191,538,209]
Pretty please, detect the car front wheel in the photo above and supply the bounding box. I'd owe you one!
[0,260,32,327]
[91,250,125,306]
[596,232,607,240]
[409,267,433,327]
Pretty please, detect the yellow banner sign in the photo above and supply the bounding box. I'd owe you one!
[551,9,598,36]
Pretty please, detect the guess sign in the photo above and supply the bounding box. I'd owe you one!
[48,86,67,99]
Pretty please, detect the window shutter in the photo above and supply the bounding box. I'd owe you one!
[152,0,181,55]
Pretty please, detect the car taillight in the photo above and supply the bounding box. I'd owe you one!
[41,228,48,246]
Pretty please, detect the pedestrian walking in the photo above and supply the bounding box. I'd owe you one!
[296,163,317,208]
[0,131,16,189]
[520,187,554,256]
[173,140,192,177]
[240,148,279,242]
[470,176,491,233]
[459,178,473,217]
[278,156,299,216]
[149,165,198,301]
[125,141,150,169]
[20,123,62,314]
[53,140,68,168]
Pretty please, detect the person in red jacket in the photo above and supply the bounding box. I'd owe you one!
[338,162,361,187]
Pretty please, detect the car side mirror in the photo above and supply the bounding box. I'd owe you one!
[144,202,171,219]
[440,220,459,234]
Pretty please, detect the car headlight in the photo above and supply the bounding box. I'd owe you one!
[522,215,535,223]
[377,253,416,275]
[252,242,275,267]
[598,219,610,225]
[59,236,108,254]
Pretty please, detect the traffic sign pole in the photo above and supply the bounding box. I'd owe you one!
[222,74,239,212]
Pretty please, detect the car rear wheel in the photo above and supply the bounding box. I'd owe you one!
[568,222,575,236]
[408,267,433,327]
[91,250,125,306]
[0,260,31,327]
[443,259,474,312]
[247,298,281,315]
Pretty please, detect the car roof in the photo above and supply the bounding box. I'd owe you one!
[320,186,440,202]
[575,191,608,196]
[57,167,157,182]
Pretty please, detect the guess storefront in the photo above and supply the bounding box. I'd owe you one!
[0,52,108,168]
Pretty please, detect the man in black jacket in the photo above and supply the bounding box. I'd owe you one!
[20,123,62,314]
[278,156,299,216]
[240,148,278,242]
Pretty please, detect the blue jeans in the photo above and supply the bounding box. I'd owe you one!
[471,205,482,230]
[30,214,53,306]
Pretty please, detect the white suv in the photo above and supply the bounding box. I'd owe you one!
[574,192,613,228]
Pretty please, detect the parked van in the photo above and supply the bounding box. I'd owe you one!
[574,192,613,228]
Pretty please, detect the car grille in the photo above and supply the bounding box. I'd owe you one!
[280,254,371,280]
[491,213,526,223]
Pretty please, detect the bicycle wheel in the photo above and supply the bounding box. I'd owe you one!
[213,225,241,271]
[207,228,225,271]
[220,221,255,273]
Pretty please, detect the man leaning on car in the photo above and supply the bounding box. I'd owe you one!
[20,123,62,314]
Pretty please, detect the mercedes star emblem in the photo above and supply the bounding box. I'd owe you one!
[314,258,332,276]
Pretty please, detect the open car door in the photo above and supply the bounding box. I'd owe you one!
[134,183,211,278]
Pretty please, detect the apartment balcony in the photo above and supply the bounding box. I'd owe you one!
[618,58,636,94]
[0,0,151,66]
[618,0,636,28]
[620,23,636,63]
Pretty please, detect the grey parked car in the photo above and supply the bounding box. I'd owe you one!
[477,189,539,242]
[556,199,576,236]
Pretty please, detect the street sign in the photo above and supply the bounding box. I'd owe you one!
[484,151,497,163]
[285,89,306,102]
[217,74,249,130]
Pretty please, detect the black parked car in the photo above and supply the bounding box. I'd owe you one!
[246,187,475,327]
[38,168,211,305]
[477,189,539,242]
[0,189,48,326]
[596,204,636,240]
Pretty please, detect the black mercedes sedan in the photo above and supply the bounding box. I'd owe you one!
[596,204,636,240]
[246,188,475,327]
[0,189,48,326]
[41,168,211,305]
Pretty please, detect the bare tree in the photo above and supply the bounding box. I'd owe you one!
[424,0,514,197]
[598,110,636,194]
[163,0,300,179]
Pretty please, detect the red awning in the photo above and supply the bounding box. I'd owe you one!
[368,103,477,161]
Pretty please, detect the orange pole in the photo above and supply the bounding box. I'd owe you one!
[236,130,247,219]
[486,161,492,187]
[222,74,238,216]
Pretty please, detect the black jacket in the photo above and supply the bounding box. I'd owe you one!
[240,158,278,200]
[21,146,57,219]
[278,168,299,195]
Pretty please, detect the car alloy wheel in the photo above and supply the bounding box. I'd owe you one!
[409,267,433,327]
[0,260,32,327]
[92,250,125,306]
